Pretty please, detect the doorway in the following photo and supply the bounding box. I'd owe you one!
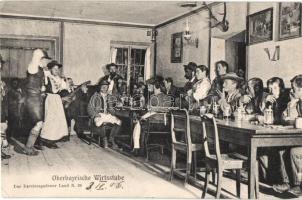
[0,36,58,80]
[210,31,246,80]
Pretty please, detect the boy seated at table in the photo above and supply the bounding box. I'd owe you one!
[271,75,302,196]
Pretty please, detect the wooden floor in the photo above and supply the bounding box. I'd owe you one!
[2,136,201,198]
[1,136,297,199]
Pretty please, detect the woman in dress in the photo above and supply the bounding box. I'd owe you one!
[40,60,69,148]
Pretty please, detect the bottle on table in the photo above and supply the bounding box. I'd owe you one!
[264,105,274,125]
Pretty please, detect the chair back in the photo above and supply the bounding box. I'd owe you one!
[147,112,170,133]
[201,114,221,162]
[170,109,192,147]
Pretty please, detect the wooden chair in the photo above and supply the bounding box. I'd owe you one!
[77,115,112,146]
[201,114,249,199]
[144,112,170,161]
[77,115,92,145]
[170,109,204,184]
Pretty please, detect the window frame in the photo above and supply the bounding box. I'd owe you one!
[110,41,151,94]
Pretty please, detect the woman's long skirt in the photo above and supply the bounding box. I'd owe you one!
[40,93,68,141]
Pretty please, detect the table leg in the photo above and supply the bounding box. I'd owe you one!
[248,141,257,199]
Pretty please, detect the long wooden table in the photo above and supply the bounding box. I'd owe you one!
[188,115,302,199]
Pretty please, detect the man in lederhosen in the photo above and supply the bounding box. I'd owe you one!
[14,49,51,156]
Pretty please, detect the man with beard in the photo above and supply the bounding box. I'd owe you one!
[178,62,197,109]
[183,62,198,93]
[100,63,123,95]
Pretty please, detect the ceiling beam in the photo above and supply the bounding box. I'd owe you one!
[0,13,154,29]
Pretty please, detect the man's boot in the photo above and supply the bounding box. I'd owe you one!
[24,129,39,156]
[103,137,108,149]
[34,137,44,151]
[109,125,121,150]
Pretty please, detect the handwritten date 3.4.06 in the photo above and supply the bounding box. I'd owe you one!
[86,181,124,191]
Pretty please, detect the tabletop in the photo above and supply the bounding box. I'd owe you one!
[189,115,302,135]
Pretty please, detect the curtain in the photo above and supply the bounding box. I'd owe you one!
[110,47,118,64]
[144,47,151,81]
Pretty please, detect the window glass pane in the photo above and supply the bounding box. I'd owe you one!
[111,46,147,95]
[140,50,146,65]
[115,48,128,80]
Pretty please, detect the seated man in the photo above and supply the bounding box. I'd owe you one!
[87,79,121,149]
[217,72,243,116]
[164,77,179,98]
[271,75,302,196]
[178,62,197,109]
[208,60,229,98]
[188,65,211,109]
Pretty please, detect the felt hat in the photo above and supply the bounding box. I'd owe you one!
[106,63,118,70]
[98,79,110,86]
[221,72,244,82]
[41,50,52,60]
[47,60,62,69]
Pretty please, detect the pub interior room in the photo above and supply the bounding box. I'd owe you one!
[1,1,302,199]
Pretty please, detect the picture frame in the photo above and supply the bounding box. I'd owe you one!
[247,8,273,45]
[171,32,183,63]
[279,2,301,40]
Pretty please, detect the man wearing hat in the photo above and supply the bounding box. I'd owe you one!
[218,72,243,115]
[101,63,123,95]
[0,54,11,159]
[88,79,121,149]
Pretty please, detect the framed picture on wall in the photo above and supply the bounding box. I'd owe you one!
[247,8,273,45]
[171,32,183,63]
[279,2,301,40]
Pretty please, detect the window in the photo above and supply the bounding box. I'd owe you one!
[111,41,150,94]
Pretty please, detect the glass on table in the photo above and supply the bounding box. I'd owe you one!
[223,104,231,120]
[200,105,207,116]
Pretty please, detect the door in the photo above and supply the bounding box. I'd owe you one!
[210,37,226,81]
[0,38,55,80]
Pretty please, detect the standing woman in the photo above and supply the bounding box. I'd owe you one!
[16,49,50,156]
[40,60,68,148]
